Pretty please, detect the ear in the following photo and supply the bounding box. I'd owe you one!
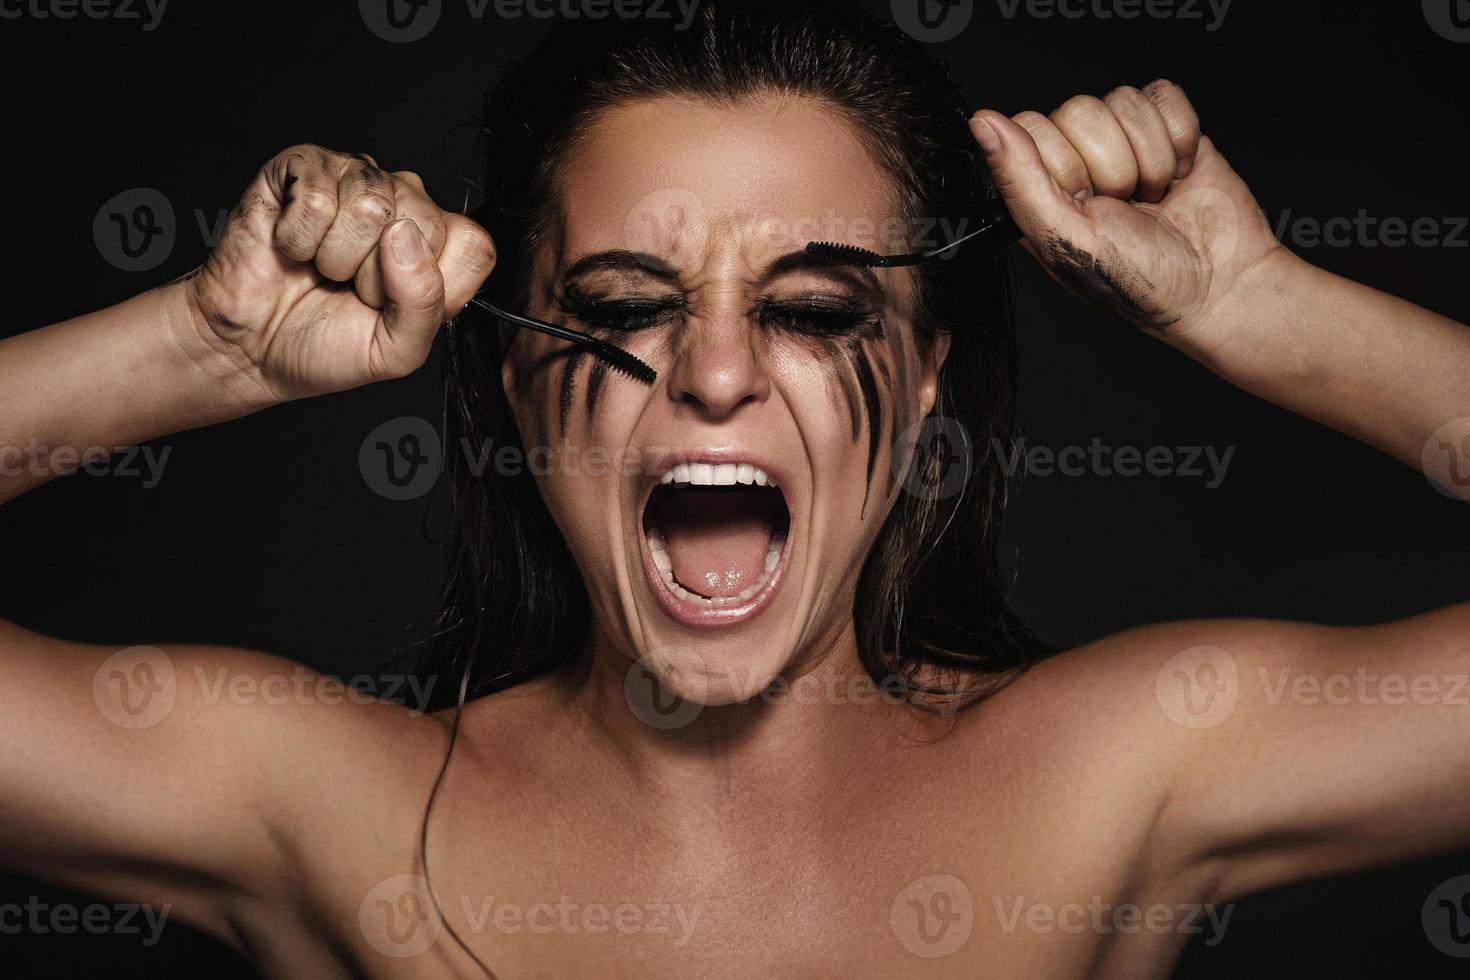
[917,331,952,418]
[499,323,521,414]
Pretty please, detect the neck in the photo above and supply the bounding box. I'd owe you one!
[557,621,903,811]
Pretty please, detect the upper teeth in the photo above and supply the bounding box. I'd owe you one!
[659,463,777,488]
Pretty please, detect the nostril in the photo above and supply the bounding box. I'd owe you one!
[667,345,770,418]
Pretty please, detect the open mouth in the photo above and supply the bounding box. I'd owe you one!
[641,460,791,624]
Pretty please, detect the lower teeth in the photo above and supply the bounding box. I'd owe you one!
[646,530,785,608]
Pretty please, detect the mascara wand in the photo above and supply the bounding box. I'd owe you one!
[466,296,657,386]
[806,202,1020,268]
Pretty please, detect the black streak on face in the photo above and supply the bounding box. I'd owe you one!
[849,340,883,516]
[1042,236,1179,332]
[558,348,586,436]
[885,330,913,502]
[872,348,893,389]
[831,357,863,442]
[584,357,609,420]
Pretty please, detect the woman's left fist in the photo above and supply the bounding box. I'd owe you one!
[970,80,1282,345]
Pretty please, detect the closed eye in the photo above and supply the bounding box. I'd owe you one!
[755,297,881,338]
[559,290,686,332]
[557,290,882,339]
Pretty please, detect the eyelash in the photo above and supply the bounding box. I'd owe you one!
[560,291,879,338]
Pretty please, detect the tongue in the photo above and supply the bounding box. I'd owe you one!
[657,490,774,598]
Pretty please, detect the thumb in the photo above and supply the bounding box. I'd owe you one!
[377,218,446,374]
[969,110,1087,246]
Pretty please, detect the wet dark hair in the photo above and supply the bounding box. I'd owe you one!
[417,0,1047,713]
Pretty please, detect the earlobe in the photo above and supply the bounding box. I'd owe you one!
[918,332,952,418]
[499,324,522,413]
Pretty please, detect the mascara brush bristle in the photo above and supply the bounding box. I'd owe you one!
[589,339,657,385]
[805,240,890,268]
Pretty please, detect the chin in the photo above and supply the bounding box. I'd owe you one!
[629,631,795,708]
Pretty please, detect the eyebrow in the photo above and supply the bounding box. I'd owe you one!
[558,248,884,295]
[561,250,679,283]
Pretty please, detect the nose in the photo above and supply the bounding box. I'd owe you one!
[666,316,771,420]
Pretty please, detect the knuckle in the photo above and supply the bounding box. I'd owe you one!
[347,191,395,228]
[392,169,426,190]
[1056,159,1090,190]
[1092,162,1138,195]
[1011,109,1049,131]
[1142,78,1180,100]
[278,142,324,162]
[1052,95,1108,126]
[1143,79,1198,120]
[1104,86,1147,114]
[294,189,336,221]
[451,218,497,266]
[419,213,449,252]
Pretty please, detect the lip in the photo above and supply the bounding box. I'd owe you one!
[636,449,796,628]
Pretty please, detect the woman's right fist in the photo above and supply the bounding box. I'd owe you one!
[183,145,495,401]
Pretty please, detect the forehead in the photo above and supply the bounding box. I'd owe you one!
[553,94,906,267]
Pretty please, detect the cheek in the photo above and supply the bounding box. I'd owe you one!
[770,330,921,519]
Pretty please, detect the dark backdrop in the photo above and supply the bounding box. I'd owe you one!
[1,0,1467,975]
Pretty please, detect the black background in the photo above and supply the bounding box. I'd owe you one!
[1,0,1468,975]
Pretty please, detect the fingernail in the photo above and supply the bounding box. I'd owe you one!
[1175,156,1193,179]
[389,219,425,264]
[969,113,1001,155]
[1073,187,1092,202]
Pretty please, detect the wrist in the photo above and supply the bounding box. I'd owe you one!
[156,275,279,419]
[1163,246,1313,377]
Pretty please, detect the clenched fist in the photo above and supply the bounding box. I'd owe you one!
[184,145,496,402]
[970,80,1281,347]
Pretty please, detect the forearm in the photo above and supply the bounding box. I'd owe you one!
[1172,248,1470,481]
[0,280,268,503]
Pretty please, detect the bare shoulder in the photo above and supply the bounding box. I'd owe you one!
[958,605,1470,899]
[940,618,1330,874]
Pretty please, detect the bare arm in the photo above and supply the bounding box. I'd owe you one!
[0,281,250,502]
[0,144,492,933]
[971,82,1470,891]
